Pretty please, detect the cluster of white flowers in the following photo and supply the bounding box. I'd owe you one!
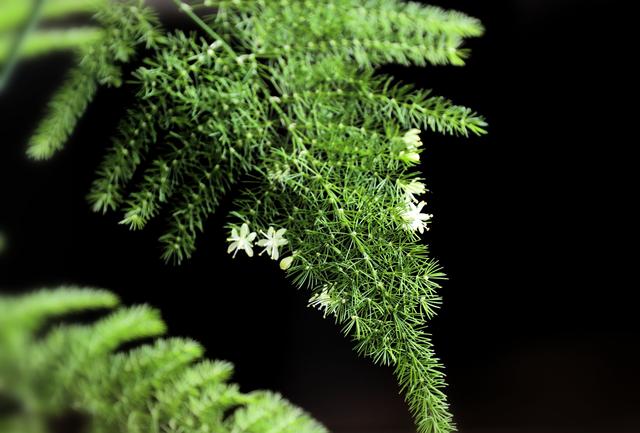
[397,129,433,234]
[227,223,295,268]
[399,128,423,164]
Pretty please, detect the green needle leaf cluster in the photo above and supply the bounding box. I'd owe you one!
[0,287,327,433]
[23,1,486,431]
[25,0,162,159]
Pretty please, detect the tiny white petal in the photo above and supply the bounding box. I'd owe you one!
[258,226,289,260]
[227,242,237,254]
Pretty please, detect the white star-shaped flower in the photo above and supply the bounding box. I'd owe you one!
[309,285,333,317]
[257,227,288,260]
[402,201,433,234]
[227,223,257,258]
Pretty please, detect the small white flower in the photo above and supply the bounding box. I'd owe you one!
[257,227,288,260]
[227,223,257,258]
[309,285,333,317]
[399,179,426,202]
[402,128,423,150]
[402,201,433,234]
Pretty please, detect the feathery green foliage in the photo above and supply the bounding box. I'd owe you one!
[0,287,327,433]
[25,0,162,159]
[24,1,486,431]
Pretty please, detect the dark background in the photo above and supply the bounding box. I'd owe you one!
[0,1,635,432]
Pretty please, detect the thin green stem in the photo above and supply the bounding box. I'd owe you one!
[172,0,236,57]
[0,0,45,92]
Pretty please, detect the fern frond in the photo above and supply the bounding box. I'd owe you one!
[39,0,107,19]
[0,28,104,63]
[86,305,167,354]
[88,105,157,213]
[230,147,453,431]
[22,1,487,431]
[0,288,327,433]
[230,0,478,67]
[26,0,161,159]
[352,1,484,38]
[27,61,98,159]
[0,287,118,332]
[0,0,105,33]
[228,391,328,433]
[288,85,487,137]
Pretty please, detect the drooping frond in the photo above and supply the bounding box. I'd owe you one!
[22,1,486,431]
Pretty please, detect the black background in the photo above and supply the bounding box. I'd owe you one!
[0,1,636,432]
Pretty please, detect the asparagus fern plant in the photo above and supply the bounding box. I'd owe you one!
[12,1,487,432]
[0,287,327,433]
